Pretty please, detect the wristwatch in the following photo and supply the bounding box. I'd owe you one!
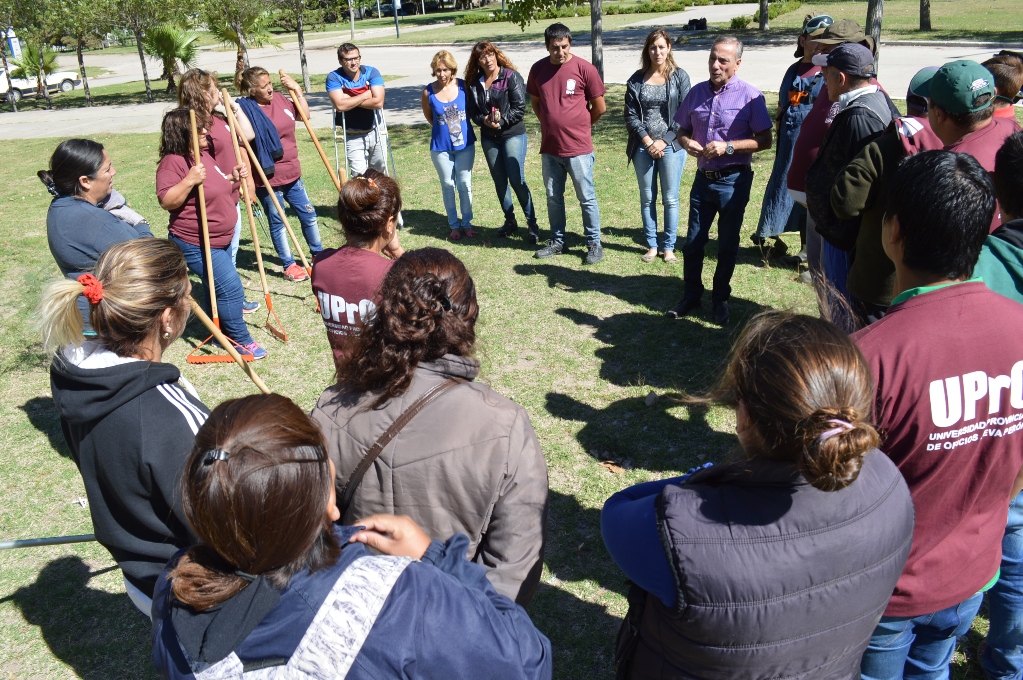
[725,142,735,155]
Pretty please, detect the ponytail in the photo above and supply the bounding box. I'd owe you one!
[38,278,90,354]
[798,407,879,492]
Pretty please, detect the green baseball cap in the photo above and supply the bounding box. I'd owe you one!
[916,60,996,115]
[809,18,876,54]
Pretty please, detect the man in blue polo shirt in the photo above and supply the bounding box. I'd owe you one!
[327,42,387,176]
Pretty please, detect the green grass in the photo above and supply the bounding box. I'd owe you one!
[0,85,993,678]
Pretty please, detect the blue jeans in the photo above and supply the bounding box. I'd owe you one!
[681,168,754,304]
[860,591,985,680]
[481,134,537,229]
[633,145,686,252]
[256,178,322,270]
[984,492,1023,679]
[169,235,254,346]
[756,113,803,239]
[431,146,475,229]
[541,152,601,245]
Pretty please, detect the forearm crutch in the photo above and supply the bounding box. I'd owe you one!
[223,89,289,342]
[186,110,254,364]
[375,108,397,179]
[280,70,346,189]
[190,298,271,392]
[334,109,352,180]
[238,133,313,279]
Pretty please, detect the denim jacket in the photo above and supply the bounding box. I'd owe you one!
[624,68,692,163]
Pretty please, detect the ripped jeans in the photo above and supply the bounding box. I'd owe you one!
[256,177,323,270]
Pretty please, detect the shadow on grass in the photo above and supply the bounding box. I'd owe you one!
[0,556,155,679]
[19,396,73,461]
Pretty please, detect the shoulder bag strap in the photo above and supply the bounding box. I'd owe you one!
[339,377,467,520]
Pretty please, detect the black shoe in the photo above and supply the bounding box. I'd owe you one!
[713,301,730,325]
[666,298,700,318]
[527,227,541,245]
[497,222,518,237]
[534,240,565,259]
[584,242,604,265]
[769,239,789,259]
[778,252,805,267]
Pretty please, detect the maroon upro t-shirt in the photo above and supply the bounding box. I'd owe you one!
[853,282,1023,617]
[526,55,606,157]
[311,247,394,364]
[156,149,239,248]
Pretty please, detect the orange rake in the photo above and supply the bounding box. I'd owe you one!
[223,89,289,342]
[188,298,271,393]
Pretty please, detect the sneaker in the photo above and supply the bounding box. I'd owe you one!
[241,300,260,314]
[237,341,267,360]
[584,242,604,265]
[497,221,518,237]
[713,301,730,325]
[534,240,565,259]
[666,298,700,319]
[284,263,309,282]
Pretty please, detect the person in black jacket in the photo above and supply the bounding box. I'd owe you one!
[804,43,898,325]
[601,310,913,680]
[624,29,691,263]
[465,41,540,243]
[40,238,207,617]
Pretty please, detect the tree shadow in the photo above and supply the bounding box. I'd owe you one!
[0,556,155,679]
[19,396,72,460]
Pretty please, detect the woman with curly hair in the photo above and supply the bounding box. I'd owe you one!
[311,248,548,607]
[602,311,914,678]
[465,40,540,242]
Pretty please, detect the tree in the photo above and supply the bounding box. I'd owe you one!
[759,0,768,30]
[590,0,602,80]
[11,43,57,99]
[112,0,174,103]
[15,0,57,108]
[55,0,111,106]
[0,0,22,112]
[143,24,199,93]
[920,0,931,31]
[865,0,884,68]
[202,0,277,90]
[273,0,322,91]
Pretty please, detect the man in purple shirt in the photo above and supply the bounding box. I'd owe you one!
[667,36,773,325]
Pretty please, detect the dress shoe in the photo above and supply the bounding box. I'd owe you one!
[666,298,700,318]
[713,301,730,325]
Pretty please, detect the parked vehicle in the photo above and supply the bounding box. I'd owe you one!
[0,69,81,102]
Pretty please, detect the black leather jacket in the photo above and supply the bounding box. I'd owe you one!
[624,67,691,163]
[466,67,528,141]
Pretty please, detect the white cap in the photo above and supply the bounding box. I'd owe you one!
[811,53,830,67]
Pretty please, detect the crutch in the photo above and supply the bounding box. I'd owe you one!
[237,133,313,279]
[186,110,255,364]
[334,109,351,181]
[223,89,289,342]
[279,70,345,189]
[374,108,398,179]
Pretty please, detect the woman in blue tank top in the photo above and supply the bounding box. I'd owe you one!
[421,50,478,240]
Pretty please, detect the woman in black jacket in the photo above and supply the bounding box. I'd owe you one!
[624,29,691,263]
[465,41,540,243]
[39,238,207,617]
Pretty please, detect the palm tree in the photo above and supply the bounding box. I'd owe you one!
[142,24,199,93]
[204,9,280,91]
[11,43,59,97]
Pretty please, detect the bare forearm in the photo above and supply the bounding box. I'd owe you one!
[160,181,194,211]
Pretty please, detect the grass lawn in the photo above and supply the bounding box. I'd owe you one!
[0,85,993,678]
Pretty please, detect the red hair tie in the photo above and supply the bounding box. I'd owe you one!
[77,273,104,305]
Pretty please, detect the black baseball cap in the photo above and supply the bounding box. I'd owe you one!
[812,43,876,78]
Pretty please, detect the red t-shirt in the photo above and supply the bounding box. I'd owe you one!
[258,94,302,188]
[156,149,239,248]
[526,56,606,157]
[946,116,1022,230]
[311,246,394,365]
[853,281,1023,617]
[207,113,241,170]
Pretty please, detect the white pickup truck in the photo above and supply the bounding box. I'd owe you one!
[0,69,82,102]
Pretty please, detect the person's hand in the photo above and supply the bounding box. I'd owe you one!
[279,71,300,94]
[350,514,432,559]
[237,164,249,180]
[648,139,667,159]
[186,164,206,186]
[702,141,728,159]
[684,138,704,157]
[484,114,500,129]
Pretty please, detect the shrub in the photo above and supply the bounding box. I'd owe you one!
[730,14,752,30]
[753,0,804,23]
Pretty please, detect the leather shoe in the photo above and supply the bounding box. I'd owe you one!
[666,298,700,318]
[713,301,729,325]
[497,222,518,237]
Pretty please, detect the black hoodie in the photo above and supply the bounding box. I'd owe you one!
[50,343,207,597]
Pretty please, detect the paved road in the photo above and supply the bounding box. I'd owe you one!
[0,19,1012,139]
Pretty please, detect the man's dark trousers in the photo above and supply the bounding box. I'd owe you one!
[681,166,754,304]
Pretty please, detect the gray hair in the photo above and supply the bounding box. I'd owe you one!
[713,35,743,60]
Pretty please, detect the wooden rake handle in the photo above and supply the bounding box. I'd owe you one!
[188,110,219,324]
[189,298,271,394]
[280,70,345,189]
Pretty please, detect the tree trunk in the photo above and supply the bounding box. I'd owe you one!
[590,0,603,81]
[393,1,400,38]
[77,39,92,107]
[133,27,154,103]
[297,6,311,91]
[234,44,245,91]
[235,22,250,69]
[1,29,17,112]
[759,0,769,30]
[39,47,52,109]
[920,0,931,31]
[375,0,381,19]
[348,0,355,39]
[865,0,884,70]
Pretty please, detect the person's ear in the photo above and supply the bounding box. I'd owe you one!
[159,307,175,343]
[736,400,752,434]
[881,213,904,262]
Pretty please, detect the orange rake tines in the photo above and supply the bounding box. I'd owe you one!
[264,293,289,342]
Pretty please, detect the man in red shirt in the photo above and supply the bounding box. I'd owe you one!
[527,23,607,265]
[854,150,1023,679]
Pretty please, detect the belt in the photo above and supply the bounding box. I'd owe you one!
[698,165,750,181]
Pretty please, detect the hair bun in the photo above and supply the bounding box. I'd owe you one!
[799,407,878,492]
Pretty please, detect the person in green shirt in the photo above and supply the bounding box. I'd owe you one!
[975,131,1023,304]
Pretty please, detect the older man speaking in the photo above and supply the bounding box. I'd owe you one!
[666,36,772,326]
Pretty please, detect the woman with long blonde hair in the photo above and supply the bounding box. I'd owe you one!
[624,29,691,263]
[465,40,539,242]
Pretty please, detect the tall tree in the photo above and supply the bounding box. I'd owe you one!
[273,0,321,91]
[759,0,769,30]
[920,0,931,31]
[112,0,173,103]
[865,0,884,68]
[202,0,274,90]
[590,0,602,80]
[56,0,110,106]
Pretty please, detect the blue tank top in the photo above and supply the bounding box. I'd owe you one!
[426,79,476,152]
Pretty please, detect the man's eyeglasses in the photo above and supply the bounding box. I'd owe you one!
[341,55,361,63]
[803,15,833,35]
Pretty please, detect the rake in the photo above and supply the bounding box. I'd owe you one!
[280,71,346,190]
[185,109,254,365]
[223,90,289,342]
